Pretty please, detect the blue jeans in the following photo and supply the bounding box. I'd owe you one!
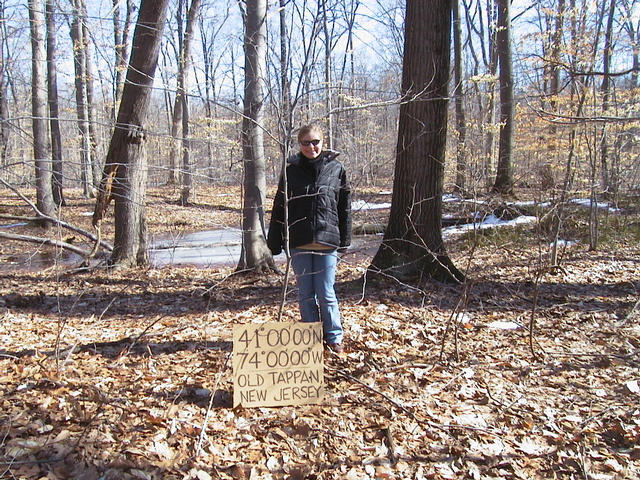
[290,248,343,344]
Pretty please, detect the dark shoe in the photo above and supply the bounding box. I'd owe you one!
[327,343,344,353]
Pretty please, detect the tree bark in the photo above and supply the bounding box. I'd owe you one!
[237,0,276,273]
[29,0,56,226]
[278,0,292,158]
[70,0,93,198]
[112,0,132,115]
[0,2,8,166]
[492,0,514,194]
[321,0,334,148]
[82,18,100,189]
[369,0,464,284]
[93,0,170,268]
[178,0,202,205]
[168,0,185,186]
[452,0,467,194]
[600,0,616,197]
[45,0,64,207]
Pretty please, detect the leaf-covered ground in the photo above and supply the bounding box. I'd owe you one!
[1,187,639,479]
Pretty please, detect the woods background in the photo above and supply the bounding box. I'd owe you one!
[1,0,639,203]
[1,2,640,479]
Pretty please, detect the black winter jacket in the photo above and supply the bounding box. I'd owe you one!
[267,150,351,255]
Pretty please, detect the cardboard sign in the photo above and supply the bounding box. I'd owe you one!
[233,322,324,407]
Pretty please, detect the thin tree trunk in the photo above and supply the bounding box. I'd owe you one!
[112,0,130,114]
[82,19,100,188]
[29,0,56,226]
[168,0,185,186]
[178,0,202,205]
[452,0,467,194]
[0,2,9,166]
[321,0,333,148]
[492,0,514,194]
[46,0,64,207]
[600,0,616,197]
[70,0,93,198]
[279,0,292,158]
[483,0,498,190]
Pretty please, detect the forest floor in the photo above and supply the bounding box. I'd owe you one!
[0,186,639,480]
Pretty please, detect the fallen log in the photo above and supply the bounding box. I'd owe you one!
[0,214,112,253]
[0,231,91,257]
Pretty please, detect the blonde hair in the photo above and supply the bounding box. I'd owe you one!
[297,124,323,144]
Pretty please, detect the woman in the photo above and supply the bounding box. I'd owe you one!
[267,124,351,353]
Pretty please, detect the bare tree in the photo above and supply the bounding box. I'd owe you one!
[178,0,202,205]
[278,0,293,155]
[620,0,640,88]
[491,0,514,194]
[70,0,93,198]
[167,0,186,186]
[46,0,64,206]
[93,0,170,267]
[196,0,230,180]
[112,0,133,114]
[29,0,56,225]
[82,17,100,188]
[320,0,334,147]
[452,0,467,194]
[237,0,276,273]
[369,0,464,284]
[0,1,9,167]
[599,0,617,197]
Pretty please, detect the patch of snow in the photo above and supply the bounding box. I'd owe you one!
[571,198,621,213]
[487,320,521,330]
[443,194,462,203]
[351,200,391,211]
[549,239,577,248]
[443,215,537,237]
[510,200,551,208]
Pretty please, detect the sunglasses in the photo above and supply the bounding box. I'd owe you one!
[300,139,321,147]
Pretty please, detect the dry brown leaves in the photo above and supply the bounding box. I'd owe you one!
[1,187,639,479]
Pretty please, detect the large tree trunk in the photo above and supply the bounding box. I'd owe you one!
[29,0,56,226]
[45,0,64,207]
[93,0,170,268]
[237,0,276,273]
[492,0,514,194]
[369,0,463,284]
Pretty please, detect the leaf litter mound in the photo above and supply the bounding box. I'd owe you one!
[0,187,639,480]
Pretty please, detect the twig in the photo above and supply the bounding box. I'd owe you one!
[120,314,169,358]
[195,351,232,458]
